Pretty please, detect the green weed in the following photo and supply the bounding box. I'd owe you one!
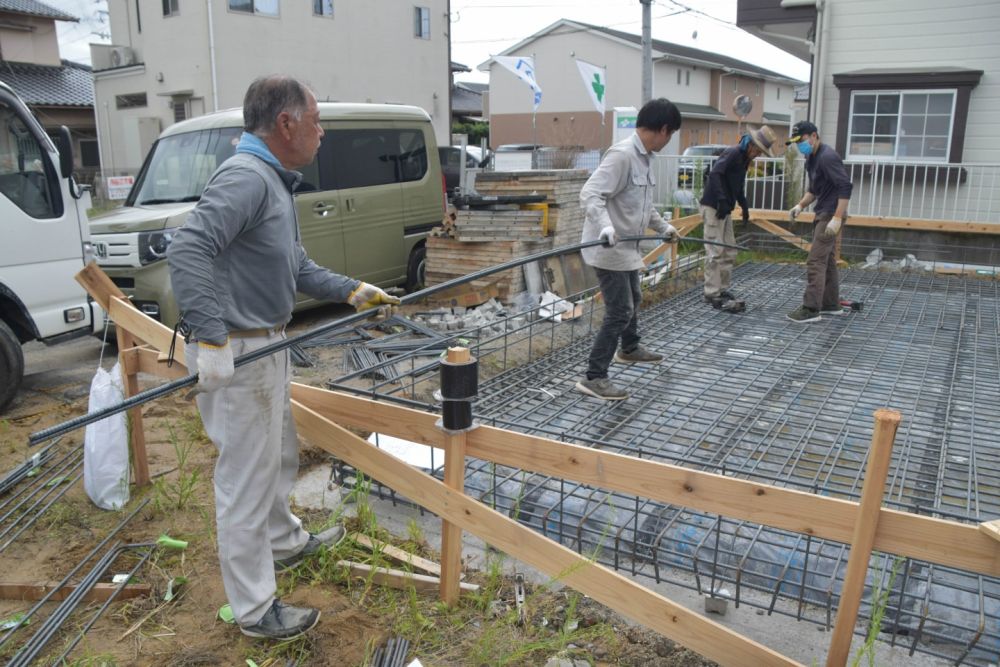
[152,421,202,511]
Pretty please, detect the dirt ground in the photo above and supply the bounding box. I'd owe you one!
[0,298,717,666]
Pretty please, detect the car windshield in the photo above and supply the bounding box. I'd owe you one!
[127,127,241,206]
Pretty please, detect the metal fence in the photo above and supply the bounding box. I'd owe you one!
[482,150,1000,224]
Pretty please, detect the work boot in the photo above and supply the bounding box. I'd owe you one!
[820,304,847,316]
[574,378,628,401]
[614,345,663,363]
[786,305,821,323]
[274,524,347,573]
[240,599,320,640]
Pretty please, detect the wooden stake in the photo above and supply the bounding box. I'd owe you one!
[116,324,150,487]
[350,532,443,577]
[825,409,901,667]
[439,346,469,605]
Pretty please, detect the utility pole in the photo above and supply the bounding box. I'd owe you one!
[640,0,652,104]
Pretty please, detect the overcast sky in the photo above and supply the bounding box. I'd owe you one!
[46,0,809,83]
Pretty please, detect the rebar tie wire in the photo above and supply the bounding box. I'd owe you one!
[29,235,743,447]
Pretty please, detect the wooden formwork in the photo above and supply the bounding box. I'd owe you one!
[75,262,1000,667]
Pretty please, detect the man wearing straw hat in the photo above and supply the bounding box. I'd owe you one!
[698,125,778,310]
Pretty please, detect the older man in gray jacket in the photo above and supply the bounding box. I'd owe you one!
[168,75,398,640]
[576,98,681,401]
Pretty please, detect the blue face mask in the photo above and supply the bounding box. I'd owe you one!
[797,140,813,157]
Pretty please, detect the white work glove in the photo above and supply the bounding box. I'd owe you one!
[191,340,234,397]
[348,282,401,314]
[825,216,843,237]
[663,222,678,242]
[598,225,617,247]
[789,204,803,221]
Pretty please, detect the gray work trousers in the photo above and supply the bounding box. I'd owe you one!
[700,205,737,297]
[803,212,840,311]
[187,331,309,626]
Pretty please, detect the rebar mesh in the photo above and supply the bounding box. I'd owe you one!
[329,240,1000,665]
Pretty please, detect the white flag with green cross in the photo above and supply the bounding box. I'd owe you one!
[575,59,607,122]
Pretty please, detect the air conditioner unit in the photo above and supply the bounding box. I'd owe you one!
[110,47,135,68]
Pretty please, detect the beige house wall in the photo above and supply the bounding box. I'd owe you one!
[0,15,61,66]
[95,0,451,175]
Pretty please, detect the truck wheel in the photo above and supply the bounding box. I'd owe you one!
[0,320,24,412]
[406,245,426,293]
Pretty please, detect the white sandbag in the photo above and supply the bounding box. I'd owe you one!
[84,363,130,510]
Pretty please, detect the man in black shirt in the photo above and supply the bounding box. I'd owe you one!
[698,126,777,308]
[785,120,853,323]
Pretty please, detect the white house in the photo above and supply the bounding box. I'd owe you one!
[91,0,451,176]
[737,0,1000,222]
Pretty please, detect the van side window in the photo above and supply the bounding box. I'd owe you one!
[397,130,427,182]
[329,129,398,189]
[0,102,60,219]
[327,128,427,189]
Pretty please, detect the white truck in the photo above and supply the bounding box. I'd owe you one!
[0,80,97,411]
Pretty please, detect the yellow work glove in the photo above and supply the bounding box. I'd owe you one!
[348,282,401,315]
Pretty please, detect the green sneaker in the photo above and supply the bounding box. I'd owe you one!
[786,305,821,323]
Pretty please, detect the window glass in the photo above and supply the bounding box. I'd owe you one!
[162,0,178,16]
[313,0,333,16]
[0,101,59,218]
[229,0,276,15]
[848,90,954,162]
[116,93,147,109]
[326,129,426,189]
[414,7,430,38]
[128,127,241,205]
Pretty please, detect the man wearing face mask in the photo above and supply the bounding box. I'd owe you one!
[784,120,853,323]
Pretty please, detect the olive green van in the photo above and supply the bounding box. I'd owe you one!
[89,103,443,327]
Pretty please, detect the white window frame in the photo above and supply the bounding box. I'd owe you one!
[228,0,279,17]
[313,0,333,17]
[414,6,430,39]
[846,88,957,163]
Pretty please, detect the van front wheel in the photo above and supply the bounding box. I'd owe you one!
[406,245,426,293]
[0,320,24,412]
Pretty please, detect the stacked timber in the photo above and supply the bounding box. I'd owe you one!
[474,170,588,246]
[426,170,592,304]
[425,235,547,302]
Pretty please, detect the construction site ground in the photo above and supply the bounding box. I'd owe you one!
[0,257,976,666]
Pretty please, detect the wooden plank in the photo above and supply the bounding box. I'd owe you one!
[642,213,702,265]
[337,561,479,593]
[749,217,811,252]
[979,520,1000,544]
[135,346,190,381]
[753,210,1000,235]
[108,297,186,367]
[349,533,442,576]
[826,409,900,667]
[0,582,152,602]
[288,384,1000,577]
[291,400,800,667]
[75,262,125,313]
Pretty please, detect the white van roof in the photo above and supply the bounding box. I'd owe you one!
[161,102,433,138]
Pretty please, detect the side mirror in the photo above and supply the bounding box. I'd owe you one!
[56,126,74,179]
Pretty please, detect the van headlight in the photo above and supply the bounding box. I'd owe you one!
[138,230,174,265]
